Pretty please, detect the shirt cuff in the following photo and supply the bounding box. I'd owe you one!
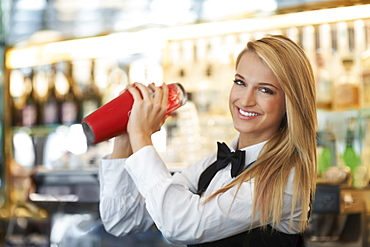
[100,156,130,196]
[125,145,171,198]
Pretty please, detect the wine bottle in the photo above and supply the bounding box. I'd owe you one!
[81,60,102,118]
[32,64,58,125]
[32,65,49,104]
[40,64,60,125]
[21,72,38,127]
[9,69,26,126]
[55,61,80,125]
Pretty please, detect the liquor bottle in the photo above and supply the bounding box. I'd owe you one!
[32,65,49,105]
[315,52,333,110]
[93,58,111,95]
[170,39,201,92]
[361,120,370,169]
[196,39,214,113]
[302,26,315,69]
[353,165,368,188]
[9,69,26,126]
[332,57,360,111]
[33,64,59,125]
[102,65,128,104]
[40,64,60,125]
[81,60,102,118]
[55,61,80,125]
[343,118,360,175]
[21,73,38,127]
[361,21,370,109]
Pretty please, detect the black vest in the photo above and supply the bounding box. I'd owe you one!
[190,155,304,247]
[188,225,303,247]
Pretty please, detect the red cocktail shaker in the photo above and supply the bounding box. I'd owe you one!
[81,83,187,145]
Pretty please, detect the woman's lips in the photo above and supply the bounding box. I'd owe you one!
[238,108,261,118]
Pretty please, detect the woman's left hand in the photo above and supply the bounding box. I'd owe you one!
[127,82,168,152]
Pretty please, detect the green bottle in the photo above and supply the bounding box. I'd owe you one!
[343,119,359,175]
[318,146,332,176]
[317,124,335,176]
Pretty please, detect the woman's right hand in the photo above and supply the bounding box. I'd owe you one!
[126,82,168,153]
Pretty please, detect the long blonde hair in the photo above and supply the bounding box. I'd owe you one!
[207,35,317,232]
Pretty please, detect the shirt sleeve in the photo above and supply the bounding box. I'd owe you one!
[99,155,154,237]
[125,145,302,245]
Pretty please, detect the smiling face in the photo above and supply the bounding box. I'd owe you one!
[229,51,286,147]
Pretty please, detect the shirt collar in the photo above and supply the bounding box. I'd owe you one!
[230,137,267,166]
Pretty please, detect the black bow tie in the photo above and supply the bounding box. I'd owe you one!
[216,142,246,178]
[197,142,246,195]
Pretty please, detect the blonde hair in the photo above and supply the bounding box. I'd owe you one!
[207,35,317,232]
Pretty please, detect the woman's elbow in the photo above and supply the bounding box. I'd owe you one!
[159,223,205,245]
[101,217,153,237]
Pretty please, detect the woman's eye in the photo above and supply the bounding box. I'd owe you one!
[260,87,274,94]
[233,80,245,86]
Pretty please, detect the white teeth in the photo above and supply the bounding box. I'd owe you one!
[239,109,259,116]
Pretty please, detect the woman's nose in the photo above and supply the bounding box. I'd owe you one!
[240,89,256,106]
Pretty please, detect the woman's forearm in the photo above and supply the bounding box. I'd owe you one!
[110,134,133,159]
[129,132,153,153]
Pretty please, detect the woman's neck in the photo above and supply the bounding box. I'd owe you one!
[237,133,271,149]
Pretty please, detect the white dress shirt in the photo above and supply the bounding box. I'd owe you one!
[99,138,303,245]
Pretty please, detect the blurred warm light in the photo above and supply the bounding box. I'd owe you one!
[9,70,25,98]
[202,0,276,20]
[7,31,164,68]
[16,0,46,10]
[66,124,88,155]
[162,4,370,40]
[43,125,69,169]
[152,126,167,153]
[49,213,90,244]
[6,4,370,69]
[13,129,35,169]
[33,69,49,99]
[128,57,164,86]
[54,70,69,95]
[150,0,196,25]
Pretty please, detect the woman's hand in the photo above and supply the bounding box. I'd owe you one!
[127,82,168,153]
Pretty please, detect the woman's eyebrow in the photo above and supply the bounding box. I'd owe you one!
[235,74,280,90]
[259,82,280,90]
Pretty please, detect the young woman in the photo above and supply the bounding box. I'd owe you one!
[99,35,317,246]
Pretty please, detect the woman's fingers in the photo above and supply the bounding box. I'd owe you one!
[127,83,143,102]
[135,83,152,100]
[160,83,168,108]
[147,83,168,110]
[127,82,168,119]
